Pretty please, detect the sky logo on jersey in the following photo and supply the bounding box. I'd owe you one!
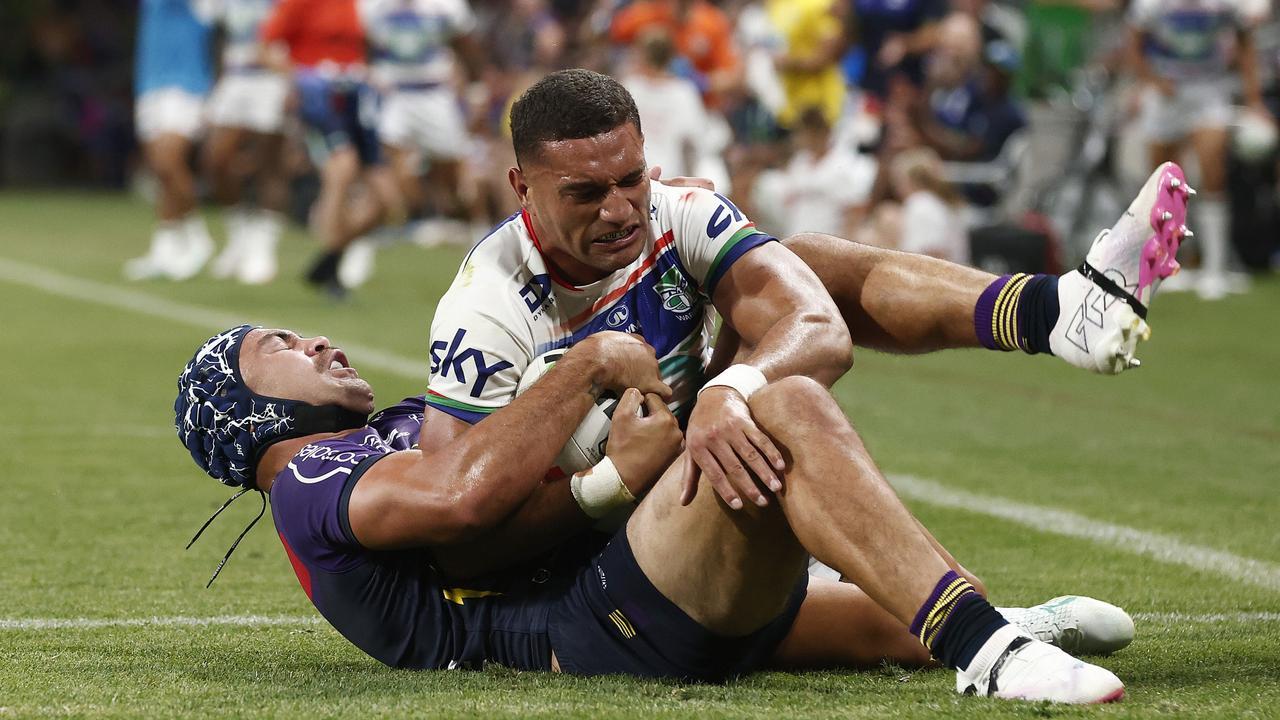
[654,266,693,314]
[605,304,630,328]
[430,328,514,398]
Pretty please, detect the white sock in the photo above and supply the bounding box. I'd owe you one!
[1196,197,1228,280]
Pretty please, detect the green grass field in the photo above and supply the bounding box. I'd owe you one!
[2,191,1277,718]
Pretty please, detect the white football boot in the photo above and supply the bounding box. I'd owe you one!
[999,596,1135,655]
[956,625,1125,704]
[1052,161,1192,374]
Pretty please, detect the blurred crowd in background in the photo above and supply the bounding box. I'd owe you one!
[2,0,1279,299]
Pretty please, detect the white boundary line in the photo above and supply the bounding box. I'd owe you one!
[0,615,324,631]
[889,475,1280,594]
[2,612,1276,632]
[3,257,1279,600]
[1133,612,1280,624]
[0,256,423,379]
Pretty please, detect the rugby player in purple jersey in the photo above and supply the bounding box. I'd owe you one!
[176,319,1135,702]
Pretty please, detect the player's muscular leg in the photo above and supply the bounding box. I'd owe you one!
[628,376,955,636]
[772,576,933,669]
[783,233,994,353]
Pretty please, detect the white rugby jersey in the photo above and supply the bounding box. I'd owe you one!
[211,0,278,71]
[1129,0,1267,81]
[425,183,776,424]
[358,0,474,89]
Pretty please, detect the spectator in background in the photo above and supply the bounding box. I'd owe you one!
[1019,0,1117,101]
[610,0,742,106]
[753,106,876,238]
[915,17,1027,205]
[611,0,738,190]
[123,0,216,282]
[260,0,400,297]
[766,0,847,130]
[1127,0,1270,299]
[858,146,969,264]
[622,29,710,178]
[204,0,291,286]
[850,0,948,102]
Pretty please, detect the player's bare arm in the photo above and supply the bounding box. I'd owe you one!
[431,388,683,577]
[350,331,670,550]
[681,242,852,509]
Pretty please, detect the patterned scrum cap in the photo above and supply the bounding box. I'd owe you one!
[174,325,305,487]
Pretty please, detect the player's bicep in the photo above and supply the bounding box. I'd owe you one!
[418,405,474,452]
[712,242,840,349]
[346,449,478,549]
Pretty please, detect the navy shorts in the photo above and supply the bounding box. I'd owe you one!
[295,71,382,166]
[547,531,809,681]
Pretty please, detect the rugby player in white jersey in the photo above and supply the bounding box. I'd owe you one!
[1127,0,1270,299]
[204,0,291,285]
[359,0,481,221]
[412,69,1194,701]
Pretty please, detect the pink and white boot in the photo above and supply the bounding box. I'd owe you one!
[1052,162,1193,374]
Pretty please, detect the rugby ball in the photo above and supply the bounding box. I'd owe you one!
[515,350,618,475]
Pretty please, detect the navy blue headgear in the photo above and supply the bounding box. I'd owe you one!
[174,325,369,487]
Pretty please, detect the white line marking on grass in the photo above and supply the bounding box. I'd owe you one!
[5,260,1278,596]
[2,612,1276,632]
[1133,612,1280,624]
[0,257,423,380]
[0,614,324,631]
[890,474,1280,594]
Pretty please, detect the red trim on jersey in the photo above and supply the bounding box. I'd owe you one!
[279,531,313,600]
[521,209,582,291]
[558,230,676,332]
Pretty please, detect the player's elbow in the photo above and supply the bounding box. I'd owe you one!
[803,311,854,383]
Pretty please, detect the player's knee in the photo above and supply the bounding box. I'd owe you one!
[750,376,842,428]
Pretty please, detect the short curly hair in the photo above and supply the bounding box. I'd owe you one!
[510,69,642,166]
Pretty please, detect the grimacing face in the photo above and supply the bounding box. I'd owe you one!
[238,328,375,415]
[510,122,653,284]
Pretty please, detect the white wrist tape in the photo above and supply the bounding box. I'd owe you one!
[570,456,635,519]
[698,363,767,400]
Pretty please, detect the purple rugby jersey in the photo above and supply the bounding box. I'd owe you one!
[269,395,557,671]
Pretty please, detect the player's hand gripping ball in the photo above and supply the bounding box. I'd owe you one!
[515,350,619,475]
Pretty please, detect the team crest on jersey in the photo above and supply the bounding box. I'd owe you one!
[654,266,693,315]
